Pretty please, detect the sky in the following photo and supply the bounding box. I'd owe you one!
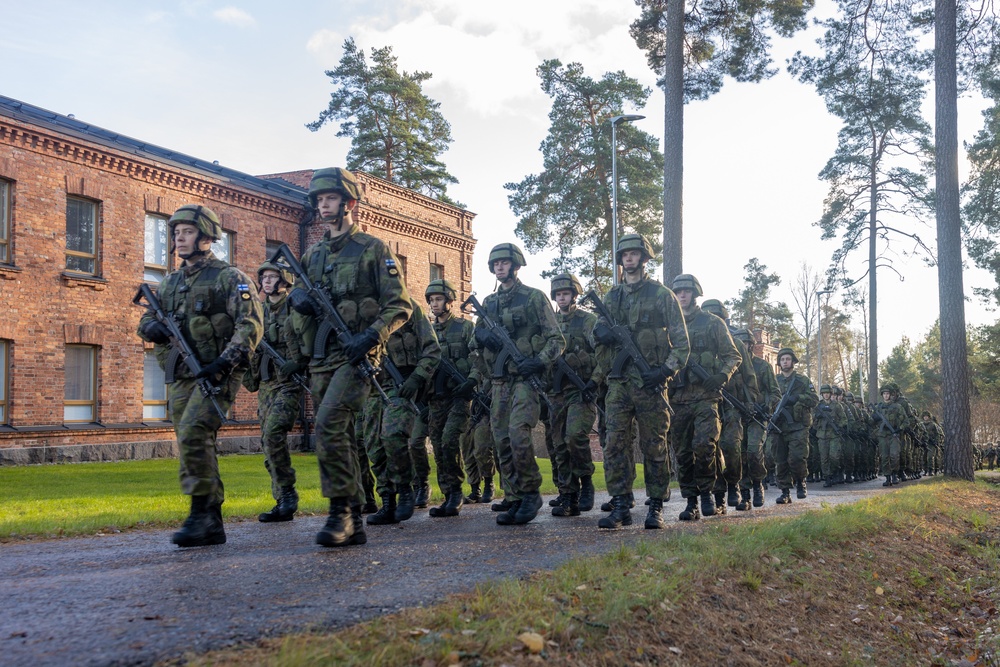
[1,0,995,363]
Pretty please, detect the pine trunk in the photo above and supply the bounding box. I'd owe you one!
[661,0,684,285]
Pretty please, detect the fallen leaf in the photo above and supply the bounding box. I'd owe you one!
[518,632,545,654]
[409,628,431,637]
[893,615,903,623]
[852,618,862,624]
[876,587,884,596]
[576,584,587,591]
[669,646,682,655]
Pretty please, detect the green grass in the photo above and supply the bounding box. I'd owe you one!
[0,453,611,540]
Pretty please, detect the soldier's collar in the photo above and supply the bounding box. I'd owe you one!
[497,277,522,293]
[181,254,212,274]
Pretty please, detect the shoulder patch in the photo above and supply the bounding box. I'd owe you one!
[385,258,399,277]
[238,283,253,300]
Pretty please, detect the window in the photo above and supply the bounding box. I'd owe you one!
[396,254,407,280]
[65,345,97,422]
[143,350,168,420]
[0,340,8,424]
[144,213,169,283]
[66,197,98,274]
[211,230,232,263]
[430,263,444,282]
[265,239,284,263]
[0,179,9,264]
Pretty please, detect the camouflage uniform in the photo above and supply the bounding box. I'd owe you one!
[874,388,907,483]
[738,334,778,505]
[814,389,847,484]
[712,325,758,508]
[408,412,432,504]
[768,355,819,500]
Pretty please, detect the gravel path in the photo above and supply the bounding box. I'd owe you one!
[0,478,905,666]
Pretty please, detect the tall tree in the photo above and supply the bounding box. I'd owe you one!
[963,71,1000,303]
[630,0,814,283]
[505,60,664,290]
[308,37,459,204]
[788,0,935,406]
[789,262,824,384]
[726,258,800,348]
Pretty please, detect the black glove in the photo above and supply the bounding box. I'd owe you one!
[701,372,729,392]
[344,328,380,363]
[641,364,670,390]
[288,289,319,317]
[474,327,503,353]
[454,378,478,399]
[592,322,616,345]
[196,357,232,383]
[398,373,423,400]
[786,392,799,406]
[583,379,599,403]
[141,320,172,345]
[517,356,545,377]
[280,360,307,376]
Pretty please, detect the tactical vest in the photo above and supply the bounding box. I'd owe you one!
[305,234,381,335]
[558,309,594,380]
[482,283,545,375]
[260,295,292,380]
[157,259,234,366]
[385,313,421,371]
[685,309,724,374]
[435,316,472,377]
[607,280,672,367]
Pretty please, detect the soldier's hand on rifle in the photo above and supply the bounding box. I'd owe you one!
[141,320,172,345]
[641,364,670,390]
[345,327,380,363]
[592,322,615,346]
[701,372,728,392]
[473,327,503,353]
[454,378,477,399]
[517,356,545,377]
[583,379,599,403]
[280,360,307,376]
[288,289,320,317]
[398,374,423,400]
[196,357,233,384]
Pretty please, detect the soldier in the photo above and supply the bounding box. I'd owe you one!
[701,300,758,512]
[842,391,861,482]
[873,384,907,486]
[732,328,777,510]
[768,348,819,503]
[855,395,877,480]
[287,168,412,547]
[547,273,599,517]
[921,411,941,475]
[138,204,263,547]
[364,297,441,525]
[424,279,476,517]
[592,235,690,529]
[814,385,847,487]
[667,275,740,521]
[243,260,305,523]
[408,413,432,508]
[473,243,565,526]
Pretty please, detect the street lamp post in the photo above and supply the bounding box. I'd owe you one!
[816,289,833,388]
[609,114,645,286]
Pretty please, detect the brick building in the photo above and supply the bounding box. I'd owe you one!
[0,96,476,465]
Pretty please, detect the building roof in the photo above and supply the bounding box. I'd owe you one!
[0,95,307,205]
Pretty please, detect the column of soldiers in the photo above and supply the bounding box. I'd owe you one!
[140,177,954,550]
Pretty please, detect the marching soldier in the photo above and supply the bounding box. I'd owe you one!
[137,204,263,547]
[874,384,907,486]
[768,348,819,503]
[814,385,847,487]
[732,328,776,510]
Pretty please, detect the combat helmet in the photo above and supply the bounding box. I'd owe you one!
[671,274,704,297]
[820,384,832,394]
[776,347,799,364]
[615,233,654,265]
[488,243,526,273]
[845,391,855,401]
[425,278,459,303]
[168,204,223,241]
[308,167,361,207]
[701,299,728,319]
[257,261,294,288]
[833,386,843,396]
[879,384,896,395]
[550,273,583,299]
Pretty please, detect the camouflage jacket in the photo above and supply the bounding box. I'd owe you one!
[431,310,476,397]
[774,370,819,432]
[380,298,440,391]
[669,305,740,404]
[477,278,565,380]
[751,355,780,413]
[551,304,599,394]
[813,398,847,439]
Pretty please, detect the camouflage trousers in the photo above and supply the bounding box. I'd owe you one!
[468,412,497,487]
[541,402,560,488]
[168,372,242,507]
[363,386,417,498]
[841,435,857,476]
[769,426,810,490]
[818,435,842,478]
[549,389,596,496]
[354,412,376,503]
[808,432,821,480]
[491,379,543,500]
[740,420,768,490]
[409,411,430,484]
[606,380,671,499]
[714,404,743,494]
[258,379,301,500]
[311,364,371,504]
[879,434,901,475]
[671,398,720,498]
[428,396,469,493]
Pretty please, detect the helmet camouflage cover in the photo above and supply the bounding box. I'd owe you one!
[308,167,361,207]
[488,242,526,273]
[550,273,583,299]
[777,347,799,364]
[701,298,728,319]
[425,278,459,303]
[820,384,832,394]
[615,233,654,265]
[671,273,704,297]
[257,261,294,288]
[168,204,223,241]
[832,386,843,396]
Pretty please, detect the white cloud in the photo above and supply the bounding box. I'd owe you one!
[213,6,255,28]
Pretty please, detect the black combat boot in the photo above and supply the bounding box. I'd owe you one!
[362,494,379,514]
[579,475,595,512]
[736,487,752,511]
[602,491,635,511]
[481,477,495,503]
[796,479,808,499]
[823,476,834,488]
[316,498,354,547]
[496,499,522,525]
[714,492,727,515]
[644,498,665,529]
[492,497,515,512]
[395,488,415,522]
[753,482,765,508]
[882,474,893,487]
[776,489,792,504]
[349,504,367,545]
[259,486,299,522]
[512,492,543,524]
[679,496,700,521]
[172,495,226,547]
[845,472,854,484]
[367,493,399,525]
[413,479,431,509]
[727,485,741,507]
[598,494,633,529]
[552,492,581,517]
[465,482,482,504]
[429,489,463,517]
[700,492,717,517]
[548,493,566,508]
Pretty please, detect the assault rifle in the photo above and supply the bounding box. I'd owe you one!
[269,244,389,406]
[688,362,767,431]
[552,356,606,421]
[766,375,797,435]
[257,337,313,396]
[580,289,673,414]
[133,283,230,422]
[435,357,491,417]
[379,357,426,417]
[461,293,554,414]
[872,408,899,436]
[815,403,848,439]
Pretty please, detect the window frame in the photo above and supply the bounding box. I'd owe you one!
[211,229,233,263]
[0,179,10,265]
[142,349,168,421]
[143,212,170,283]
[65,196,100,275]
[429,263,444,282]
[0,339,8,425]
[64,344,98,423]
